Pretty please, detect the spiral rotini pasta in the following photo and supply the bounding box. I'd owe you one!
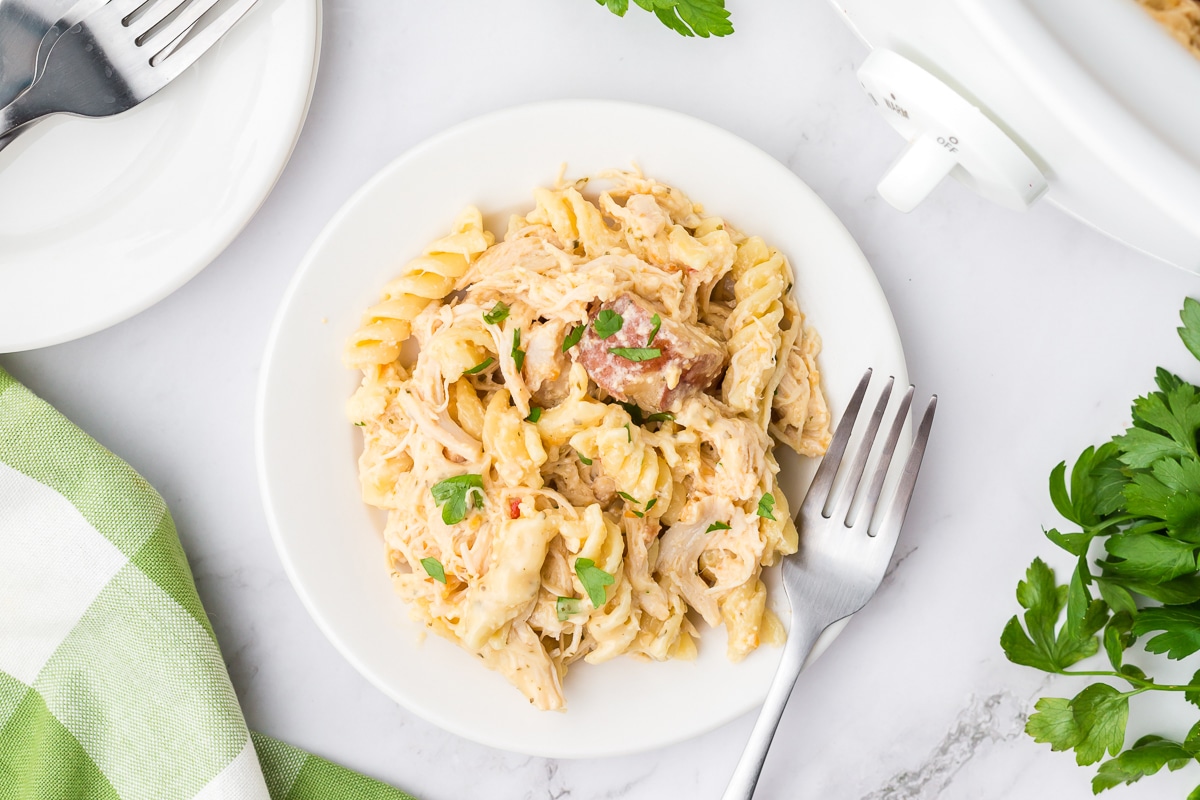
[344,208,494,368]
[721,237,790,421]
[347,169,830,710]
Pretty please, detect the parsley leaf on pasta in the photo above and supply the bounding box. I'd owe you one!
[576,450,593,466]
[556,597,583,621]
[648,313,662,345]
[420,557,447,584]
[707,521,732,533]
[618,401,644,425]
[431,474,484,525]
[610,347,661,362]
[464,357,494,375]
[512,329,526,372]
[562,324,586,352]
[525,407,543,423]
[483,302,510,325]
[593,309,624,339]
[757,492,777,520]
[575,558,615,608]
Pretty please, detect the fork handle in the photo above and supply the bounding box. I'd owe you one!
[0,128,27,154]
[0,81,52,141]
[721,613,829,800]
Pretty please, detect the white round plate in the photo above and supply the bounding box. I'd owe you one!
[0,0,321,353]
[257,100,908,759]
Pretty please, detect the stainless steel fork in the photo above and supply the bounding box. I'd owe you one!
[722,368,937,800]
[0,0,260,150]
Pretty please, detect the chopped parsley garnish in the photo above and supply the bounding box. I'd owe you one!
[625,424,632,442]
[525,407,542,423]
[648,313,662,345]
[619,491,654,518]
[556,596,582,621]
[482,302,510,325]
[577,451,593,466]
[757,492,777,521]
[609,347,662,362]
[511,329,525,372]
[706,521,732,533]
[575,557,615,608]
[354,421,366,427]
[593,309,624,339]
[420,557,447,584]
[431,474,485,525]
[464,357,494,375]
[617,403,674,426]
[562,324,585,352]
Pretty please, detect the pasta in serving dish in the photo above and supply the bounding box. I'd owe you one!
[1136,0,1200,56]
[344,170,830,710]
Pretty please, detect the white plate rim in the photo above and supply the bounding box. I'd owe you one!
[0,0,323,353]
[256,98,909,758]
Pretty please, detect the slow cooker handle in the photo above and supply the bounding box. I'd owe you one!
[858,49,1048,213]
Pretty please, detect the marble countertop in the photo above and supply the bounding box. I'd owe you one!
[5,1,1200,798]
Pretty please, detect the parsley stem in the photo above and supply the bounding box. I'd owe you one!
[1059,669,1200,693]
[1081,514,1142,536]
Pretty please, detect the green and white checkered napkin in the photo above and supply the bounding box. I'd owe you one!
[0,368,417,800]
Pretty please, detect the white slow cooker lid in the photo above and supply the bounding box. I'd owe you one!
[962,0,1200,241]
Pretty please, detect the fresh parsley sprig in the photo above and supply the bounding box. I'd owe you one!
[594,0,733,38]
[1001,298,1200,796]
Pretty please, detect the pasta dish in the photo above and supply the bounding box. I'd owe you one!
[1137,0,1200,56]
[344,170,830,710]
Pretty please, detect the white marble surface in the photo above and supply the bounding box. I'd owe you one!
[5,1,1200,798]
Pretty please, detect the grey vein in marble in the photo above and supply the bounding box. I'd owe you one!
[863,692,1026,800]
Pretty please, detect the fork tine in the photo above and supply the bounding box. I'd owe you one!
[800,368,872,518]
[137,0,220,49]
[128,0,200,39]
[873,394,937,541]
[858,383,914,530]
[150,0,258,78]
[828,376,893,524]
